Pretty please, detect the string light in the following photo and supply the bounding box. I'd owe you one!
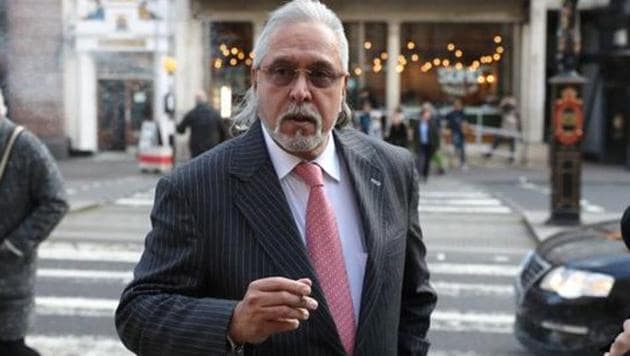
[407,41,415,50]
[364,41,372,50]
[455,62,463,70]
[380,52,389,60]
[237,52,245,60]
[230,47,238,55]
[245,58,252,66]
[213,58,223,69]
[398,55,407,65]
[477,75,486,84]
[493,53,501,61]
[486,74,496,83]
[229,58,238,66]
[455,49,463,58]
[442,59,450,67]
[433,58,441,66]
[411,54,419,62]
[354,67,363,76]
[494,35,502,44]
[447,43,455,51]
[396,64,404,73]
[496,46,504,54]
[373,57,381,65]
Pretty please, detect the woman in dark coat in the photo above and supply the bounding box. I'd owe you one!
[0,89,68,356]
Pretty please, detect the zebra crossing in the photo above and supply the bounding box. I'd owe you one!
[419,179,513,215]
[26,178,534,355]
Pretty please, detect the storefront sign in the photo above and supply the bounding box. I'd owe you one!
[553,87,584,146]
[437,68,480,97]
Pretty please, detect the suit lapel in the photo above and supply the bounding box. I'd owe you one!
[334,130,387,349]
[230,121,345,354]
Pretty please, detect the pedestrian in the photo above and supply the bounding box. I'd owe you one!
[385,107,408,148]
[606,320,630,356]
[484,95,520,163]
[115,1,437,355]
[414,103,441,182]
[445,98,468,170]
[357,99,373,134]
[0,88,69,356]
[176,90,227,158]
[603,207,630,356]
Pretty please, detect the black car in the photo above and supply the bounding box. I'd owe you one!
[514,220,630,356]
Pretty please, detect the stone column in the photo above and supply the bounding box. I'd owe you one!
[519,0,549,165]
[386,21,401,114]
[76,52,97,152]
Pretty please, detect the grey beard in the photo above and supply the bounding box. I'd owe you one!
[271,128,324,153]
[267,104,325,153]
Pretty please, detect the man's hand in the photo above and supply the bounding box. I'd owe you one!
[228,277,318,345]
[606,319,630,356]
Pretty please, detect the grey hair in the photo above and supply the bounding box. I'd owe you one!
[232,0,351,130]
[0,88,6,118]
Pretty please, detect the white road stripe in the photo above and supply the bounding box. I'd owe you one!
[37,269,133,282]
[431,310,514,334]
[429,245,531,255]
[432,281,514,297]
[420,206,512,214]
[429,262,519,276]
[27,335,131,356]
[420,198,504,206]
[422,192,491,198]
[39,247,141,263]
[115,198,154,207]
[35,297,118,318]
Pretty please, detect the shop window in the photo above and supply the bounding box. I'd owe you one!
[208,22,253,118]
[344,22,387,109]
[399,22,513,108]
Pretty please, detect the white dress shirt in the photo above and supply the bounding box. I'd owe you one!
[261,124,367,320]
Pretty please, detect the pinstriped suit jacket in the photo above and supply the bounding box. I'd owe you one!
[115,120,437,355]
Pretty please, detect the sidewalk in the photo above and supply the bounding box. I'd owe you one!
[58,152,161,212]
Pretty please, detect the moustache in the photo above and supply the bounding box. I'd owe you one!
[278,104,322,126]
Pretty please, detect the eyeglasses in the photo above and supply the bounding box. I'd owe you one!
[259,65,347,89]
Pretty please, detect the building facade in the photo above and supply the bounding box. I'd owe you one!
[64,0,173,152]
[1,0,67,158]
[2,0,626,165]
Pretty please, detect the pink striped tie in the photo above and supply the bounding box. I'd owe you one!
[294,162,356,356]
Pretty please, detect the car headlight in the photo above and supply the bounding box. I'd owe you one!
[540,266,615,299]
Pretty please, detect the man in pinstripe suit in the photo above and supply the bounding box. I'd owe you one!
[115,1,437,355]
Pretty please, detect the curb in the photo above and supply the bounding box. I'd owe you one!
[519,209,621,243]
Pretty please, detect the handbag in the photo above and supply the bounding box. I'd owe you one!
[0,124,24,183]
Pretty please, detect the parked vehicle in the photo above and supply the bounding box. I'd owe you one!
[514,221,630,355]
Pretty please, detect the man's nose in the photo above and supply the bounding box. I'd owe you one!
[288,71,312,103]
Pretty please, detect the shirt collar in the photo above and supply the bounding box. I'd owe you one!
[261,122,340,182]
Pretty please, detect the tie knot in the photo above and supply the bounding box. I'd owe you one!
[294,162,324,188]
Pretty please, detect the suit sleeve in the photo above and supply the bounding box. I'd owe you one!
[115,176,237,355]
[398,156,438,356]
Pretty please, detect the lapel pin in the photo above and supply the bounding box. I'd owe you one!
[370,178,381,187]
